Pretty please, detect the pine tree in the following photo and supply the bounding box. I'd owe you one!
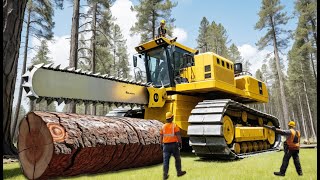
[255,0,291,125]
[228,43,243,63]
[208,21,230,58]
[31,40,53,64]
[295,0,317,81]
[131,0,177,43]
[196,17,210,53]
[30,40,57,112]
[12,0,55,151]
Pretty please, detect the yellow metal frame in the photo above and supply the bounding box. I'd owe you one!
[144,94,202,137]
[135,37,198,54]
[234,127,269,142]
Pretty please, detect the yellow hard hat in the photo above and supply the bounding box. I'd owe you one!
[166,112,173,120]
[161,19,166,24]
[288,121,295,127]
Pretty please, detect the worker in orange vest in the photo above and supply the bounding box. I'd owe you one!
[160,112,186,180]
[266,121,303,176]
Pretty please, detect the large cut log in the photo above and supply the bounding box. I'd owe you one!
[18,111,163,180]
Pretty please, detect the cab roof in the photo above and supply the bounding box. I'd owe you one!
[135,37,198,54]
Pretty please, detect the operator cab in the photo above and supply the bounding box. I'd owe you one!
[133,37,198,88]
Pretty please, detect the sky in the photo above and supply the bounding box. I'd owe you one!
[13,0,298,112]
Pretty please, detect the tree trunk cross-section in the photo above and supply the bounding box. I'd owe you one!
[18,111,163,179]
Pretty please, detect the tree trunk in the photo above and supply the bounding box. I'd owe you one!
[152,9,155,38]
[298,93,308,141]
[91,3,97,115]
[292,108,299,130]
[309,17,317,50]
[18,111,163,180]
[302,81,317,141]
[299,57,317,141]
[12,7,31,143]
[3,0,28,155]
[269,15,289,125]
[305,35,317,83]
[67,0,80,113]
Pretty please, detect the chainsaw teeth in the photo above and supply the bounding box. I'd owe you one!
[43,63,54,68]
[34,63,45,69]
[75,69,82,73]
[53,64,61,69]
[93,73,101,76]
[26,92,36,101]
[27,65,34,71]
[22,82,31,93]
[57,98,64,105]
[46,98,54,106]
[36,97,44,103]
[67,67,75,71]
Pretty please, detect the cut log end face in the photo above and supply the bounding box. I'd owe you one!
[18,113,53,180]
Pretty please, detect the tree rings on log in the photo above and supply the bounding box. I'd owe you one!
[18,111,164,179]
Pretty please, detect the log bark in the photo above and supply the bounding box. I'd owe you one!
[18,111,163,180]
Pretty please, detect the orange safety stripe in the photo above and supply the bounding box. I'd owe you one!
[163,123,175,137]
[161,123,179,143]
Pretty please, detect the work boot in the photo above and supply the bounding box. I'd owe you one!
[163,174,169,180]
[274,172,285,176]
[298,172,303,176]
[177,171,186,177]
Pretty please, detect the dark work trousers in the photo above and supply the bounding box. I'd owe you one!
[280,149,302,174]
[163,142,181,176]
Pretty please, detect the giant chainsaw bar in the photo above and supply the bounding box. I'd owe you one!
[22,63,149,107]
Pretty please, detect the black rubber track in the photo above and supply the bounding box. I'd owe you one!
[187,99,281,159]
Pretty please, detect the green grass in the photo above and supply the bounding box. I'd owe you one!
[4,149,317,180]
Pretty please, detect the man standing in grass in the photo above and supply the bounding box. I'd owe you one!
[160,112,186,180]
[265,121,303,176]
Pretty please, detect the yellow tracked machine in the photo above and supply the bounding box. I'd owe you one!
[23,37,281,160]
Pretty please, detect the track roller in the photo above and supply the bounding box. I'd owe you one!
[241,142,248,153]
[247,142,253,152]
[258,141,263,151]
[234,143,241,154]
[253,142,258,151]
[263,141,268,150]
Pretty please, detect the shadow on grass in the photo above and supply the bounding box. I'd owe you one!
[180,152,197,158]
[60,163,163,179]
[3,167,22,179]
[194,157,241,163]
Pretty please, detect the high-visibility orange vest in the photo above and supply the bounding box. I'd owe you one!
[286,129,300,150]
[160,123,179,143]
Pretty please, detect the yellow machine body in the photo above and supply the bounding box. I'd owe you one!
[145,94,202,137]
[136,37,276,152]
